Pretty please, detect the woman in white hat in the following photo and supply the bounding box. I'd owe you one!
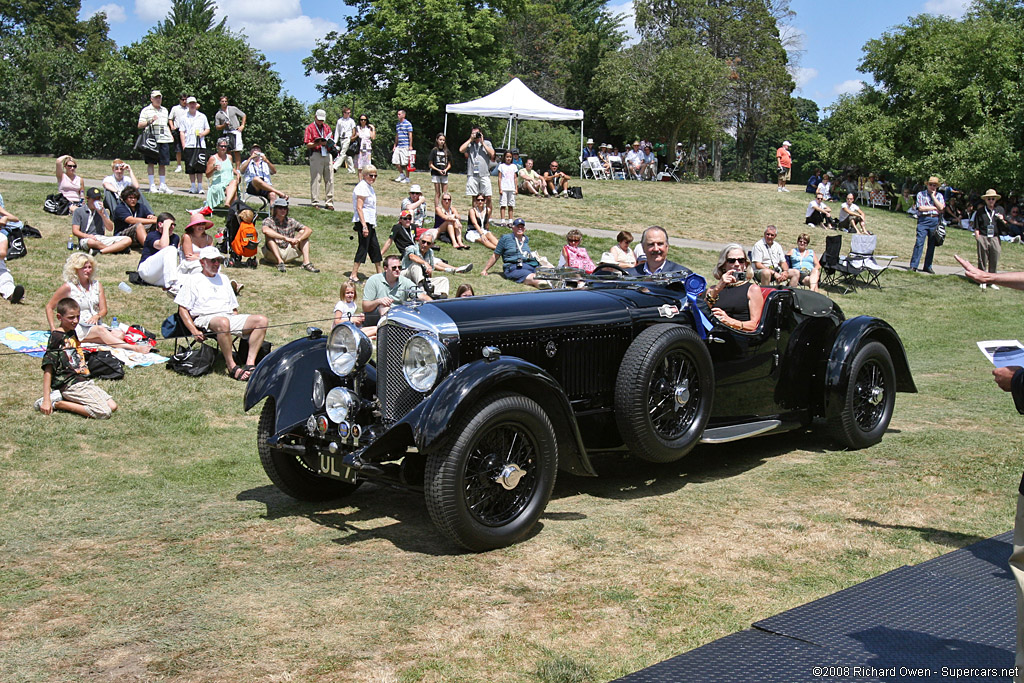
[973,188,1008,286]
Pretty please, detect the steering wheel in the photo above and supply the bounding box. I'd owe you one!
[591,263,630,276]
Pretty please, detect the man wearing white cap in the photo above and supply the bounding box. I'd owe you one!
[582,138,597,161]
[179,97,210,195]
[401,184,427,232]
[776,140,792,192]
[137,90,175,195]
[175,246,269,381]
[304,109,335,210]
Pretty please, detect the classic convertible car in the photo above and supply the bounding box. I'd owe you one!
[244,271,915,551]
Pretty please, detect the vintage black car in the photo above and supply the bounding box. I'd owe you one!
[244,272,915,551]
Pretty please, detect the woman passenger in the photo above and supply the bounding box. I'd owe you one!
[788,232,820,291]
[705,244,763,333]
[608,230,637,269]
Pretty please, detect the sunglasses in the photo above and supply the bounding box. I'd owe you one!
[367,174,377,178]
[568,238,580,244]
[65,164,77,169]
[797,240,808,245]
[388,265,402,271]
[359,118,368,122]
[217,145,228,149]
[420,240,434,245]
[727,257,747,264]
[442,197,452,201]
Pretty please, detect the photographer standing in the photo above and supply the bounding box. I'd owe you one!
[460,125,495,212]
[956,253,1024,681]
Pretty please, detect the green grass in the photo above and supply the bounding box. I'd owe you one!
[1,156,1023,681]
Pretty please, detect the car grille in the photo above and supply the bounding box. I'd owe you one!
[378,322,424,425]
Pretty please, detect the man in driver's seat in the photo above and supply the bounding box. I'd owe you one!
[629,226,690,276]
[362,254,431,323]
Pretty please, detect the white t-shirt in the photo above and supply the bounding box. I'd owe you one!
[352,180,377,226]
[840,201,860,221]
[168,104,188,132]
[138,104,173,143]
[174,272,238,318]
[335,116,356,145]
[752,239,786,270]
[181,111,210,148]
[806,199,828,218]
[498,163,517,192]
[334,299,357,320]
[625,149,644,167]
[103,174,132,194]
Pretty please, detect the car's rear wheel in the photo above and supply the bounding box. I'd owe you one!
[828,341,895,449]
[257,399,360,501]
[425,392,557,551]
[615,324,715,463]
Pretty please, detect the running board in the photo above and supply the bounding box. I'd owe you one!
[700,420,782,444]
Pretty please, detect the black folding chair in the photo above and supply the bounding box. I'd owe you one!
[819,234,861,294]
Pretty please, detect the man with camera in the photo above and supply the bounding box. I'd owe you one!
[304,109,335,210]
[752,225,800,286]
[215,96,247,166]
[240,145,287,205]
[461,125,495,211]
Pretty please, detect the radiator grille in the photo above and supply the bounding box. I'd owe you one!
[378,323,424,424]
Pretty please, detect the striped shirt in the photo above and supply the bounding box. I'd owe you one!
[396,119,413,149]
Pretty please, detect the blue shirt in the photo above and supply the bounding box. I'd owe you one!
[494,233,533,264]
[140,230,179,267]
[396,119,413,149]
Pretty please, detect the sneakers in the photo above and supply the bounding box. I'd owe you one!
[6,284,24,304]
[174,165,183,173]
[231,280,243,295]
[781,187,790,192]
[454,263,473,274]
[393,175,405,183]
[277,263,286,273]
[778,187,783,192]
[149,184,158,194]
[159,183,172,194]
[991,284,1000,290]
[35,390,63,411]
[980,283,987,290]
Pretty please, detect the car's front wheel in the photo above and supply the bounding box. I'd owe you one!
[828,341,896,449]
[257,399,360,501]
[425,392,557,551]
[615,324,715,463]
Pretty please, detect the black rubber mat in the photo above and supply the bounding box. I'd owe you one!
[615,533,1016,682]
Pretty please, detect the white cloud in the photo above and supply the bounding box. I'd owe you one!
[923,0,970,18]
[217,0,302,23]
[833,79,865,96]
[134,0,171,22]
[91,3,127,22]
[234,15,340,52]
[607,0,639,46]
[790,66,818,90]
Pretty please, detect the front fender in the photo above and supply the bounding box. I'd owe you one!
[405,357,597,477]
[824,316,917,414]
[244,336,329,437]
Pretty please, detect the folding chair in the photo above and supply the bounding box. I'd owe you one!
[609,157,626,180]
[582,156,609,180]
[845,233,895,290]
[819,234,861,294]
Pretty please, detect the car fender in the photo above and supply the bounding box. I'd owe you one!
[243,336,377,439]
[824,316,916,416]
[409,357,597,477]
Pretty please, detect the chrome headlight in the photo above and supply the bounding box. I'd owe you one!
[326,323,372,376]
[402,334,451,393]
[325,387,358,423]
[312,371,325,409]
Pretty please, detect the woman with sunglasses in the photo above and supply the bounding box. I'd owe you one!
[350,164,382,282]
[467,194,497,249]
[433,193,469,250]
[352,115,376,180]
[204,137,240,211]
[55,155,85,208]
[788,233,820,292]
[705,244,763,332]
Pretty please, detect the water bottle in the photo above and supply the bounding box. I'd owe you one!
[111,316,118,331]
[67,233,74,250]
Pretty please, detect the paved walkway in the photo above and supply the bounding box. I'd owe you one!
[1,170,964,275]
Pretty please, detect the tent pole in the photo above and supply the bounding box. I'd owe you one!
[444,114,448,137]
[579,121,584,179]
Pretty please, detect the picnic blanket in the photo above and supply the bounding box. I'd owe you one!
[0,327,168,367]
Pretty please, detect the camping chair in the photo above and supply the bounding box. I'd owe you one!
[845,233,895,290]
[609,156,626,180]
[581,156,609,180]
[819,234,861,294]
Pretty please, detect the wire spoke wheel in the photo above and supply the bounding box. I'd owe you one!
[853,359,886,432]
[648,349,701,440]
[463,422,539,527]
[829,341,895,449]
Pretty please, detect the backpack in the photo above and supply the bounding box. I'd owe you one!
[85,350,125,380]
[43,193,70,216]
[1,225,26,259]
[232,221,259,258]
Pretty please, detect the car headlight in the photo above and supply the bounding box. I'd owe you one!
[326,322,372,376]
[325,387,358,423]
[312,370,325,409]
[402,334,451,393]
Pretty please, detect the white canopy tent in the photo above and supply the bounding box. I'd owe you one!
[444,78,584,163]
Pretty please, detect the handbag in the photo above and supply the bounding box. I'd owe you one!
[134,124,160,159]
[43,193,71,216]
[566,187,583,199]
[167,341,217,377]
[934,223,947,247]
[85,350,126,380]
[185,146,209,174]
[347,138,360,158]
[1,225,26,259]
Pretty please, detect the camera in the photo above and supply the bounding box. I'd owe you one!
[421,278,435,297]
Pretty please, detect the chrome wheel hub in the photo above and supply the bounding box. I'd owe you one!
[868,385,884,405]
[673,379,691,409]
[495,463,527,491]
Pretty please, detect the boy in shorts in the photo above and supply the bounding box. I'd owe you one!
[37,298,117,419]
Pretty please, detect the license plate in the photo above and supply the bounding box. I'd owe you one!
[318,453,357,483]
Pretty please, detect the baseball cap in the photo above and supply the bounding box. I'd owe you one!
[409,184,422,194]
[783,140,792,147]
[399,210,412,219]
[85,187,102,200]
[150,89,162,98]
[198,246,224,260]
[315,109,327,121]
[272,198,288,208]
[186,96,197,104]
[511,218,526,228]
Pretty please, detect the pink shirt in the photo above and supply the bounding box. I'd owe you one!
[59,173,83,204]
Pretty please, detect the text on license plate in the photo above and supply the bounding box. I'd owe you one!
[319,453,357,482]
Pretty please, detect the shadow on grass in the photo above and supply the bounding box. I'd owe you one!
[848,517,991,550]
[556,429,833,501]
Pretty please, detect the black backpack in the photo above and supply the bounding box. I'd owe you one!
[85,350,125,380]
[43,194,70,215]
[1,225,26,259]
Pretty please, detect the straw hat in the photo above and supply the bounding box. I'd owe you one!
[982,188,1001,200]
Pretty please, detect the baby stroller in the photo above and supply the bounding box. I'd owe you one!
[221,199,259,269]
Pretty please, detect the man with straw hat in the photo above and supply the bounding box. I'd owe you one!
[972,189,1008,288]
[910,176,946,274]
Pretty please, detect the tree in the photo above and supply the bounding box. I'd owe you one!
[154,0,227,36]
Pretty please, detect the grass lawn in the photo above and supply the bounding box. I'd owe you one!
[1,158,1023,682]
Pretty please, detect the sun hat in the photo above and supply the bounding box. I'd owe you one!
[315,109,327,121]
[409,184,422,194]
[982,188,1001,200]
[927,176,941,185]
[185,213,214,231]
[198,246,224,260]
[587,138,594,144]
[272,197,289,208]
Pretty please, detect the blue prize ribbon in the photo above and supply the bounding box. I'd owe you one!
[684,273,714,339]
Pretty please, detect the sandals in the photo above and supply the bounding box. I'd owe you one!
[229,365,252,381]
[277,263,287,273]
[301,262,320,273]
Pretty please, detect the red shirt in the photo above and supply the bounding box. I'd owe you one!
[776,146,791,168]
[304,121,332,151]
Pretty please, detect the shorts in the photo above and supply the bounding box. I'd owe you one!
[432,175,448,184]
[47,381,113,419]
[155,142,171,167]
[246,181,270,198]
[502,262,537,283]
[465,176,492,197]
[193,313,252,336]
[263,243,300,262]
[227,131,243,152]
[80,234,128,249]
[391,147,410,166]
[778,166,791,182]
[499,190,516,208]
[466,229,490,243]
[173,136,183,155]
[0,270,14,298]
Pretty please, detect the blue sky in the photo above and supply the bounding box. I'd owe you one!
[82,0,971,115]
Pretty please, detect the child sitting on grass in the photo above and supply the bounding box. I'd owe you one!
[37,297,118,419]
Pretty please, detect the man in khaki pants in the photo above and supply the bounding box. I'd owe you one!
[304,109,335,210]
